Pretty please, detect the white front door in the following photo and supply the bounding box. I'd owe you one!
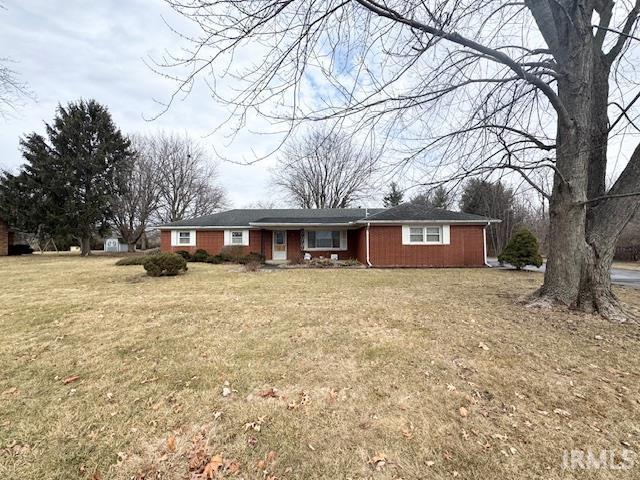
[272,230,287,261]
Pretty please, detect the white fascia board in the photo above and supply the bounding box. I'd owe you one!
[358,219,501,225]
[248,222,355,228]
[159,225,253,230]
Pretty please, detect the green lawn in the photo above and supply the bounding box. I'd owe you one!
[1,256,640,479]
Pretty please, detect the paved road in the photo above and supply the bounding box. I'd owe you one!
[487,258,640,289]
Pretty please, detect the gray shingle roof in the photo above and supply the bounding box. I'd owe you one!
[160,208,385,227]
[160,205,493,228]
[364,203,491,222]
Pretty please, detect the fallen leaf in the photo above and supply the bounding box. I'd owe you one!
[203,454,224,478]
[553,408,571,417]
[328,388,338,402]
[308,443,316,451]
[259,387,278,398]
[227,460,241,474]
[478,342,489,351]
[166,435,176,452]
[459,406,469,417]
[62,375,80,384]
[369,452,386,470]
[222,387,232,397]
[91,470,102,480]
[426,460,435,467]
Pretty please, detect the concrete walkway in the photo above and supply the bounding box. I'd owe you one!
[486,258,640,289]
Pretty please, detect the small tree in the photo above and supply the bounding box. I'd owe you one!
[498,229,543,271]
[383,182,403,207]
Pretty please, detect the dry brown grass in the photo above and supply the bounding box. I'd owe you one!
[1,257,640,479]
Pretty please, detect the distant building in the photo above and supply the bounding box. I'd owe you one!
[104,235,129,253]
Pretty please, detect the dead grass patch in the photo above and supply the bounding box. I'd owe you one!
[1,257,640,479]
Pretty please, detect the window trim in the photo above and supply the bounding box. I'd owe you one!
[223,229,249,246]
[171,230,196,247]
[402,225,449,245]
[304,229,347,251]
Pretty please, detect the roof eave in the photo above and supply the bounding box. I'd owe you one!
[248,222,356,228]
[357,219,500,224]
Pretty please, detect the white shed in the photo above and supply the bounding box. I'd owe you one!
[105,235,130,253]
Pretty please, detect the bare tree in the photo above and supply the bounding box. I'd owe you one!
[158,1,640,321]
[152,133,226,223]
[273,130,377,208]
[0,5,32,118]
[111,135,161,251]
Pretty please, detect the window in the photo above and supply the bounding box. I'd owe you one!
[171,230,196,247]
[425,227,441,243]
[305,230,346,250]
[403,225,448,245]
[224,229,249,246]
[231,231,244,245]
[178,231,191,245]
[409,227,424,243]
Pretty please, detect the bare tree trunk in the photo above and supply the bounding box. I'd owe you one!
[127,243,136,253]
[80,237,91,256]
[141,231,148,251]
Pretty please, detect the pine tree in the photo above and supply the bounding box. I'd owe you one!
[383,181,404,207]
[498,229,543,270]
[0,100,132,255]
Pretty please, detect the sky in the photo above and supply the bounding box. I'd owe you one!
[0,0,281,207]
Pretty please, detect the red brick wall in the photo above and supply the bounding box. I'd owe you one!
[367,224,485,267]
[160,229,265,256]
[0,221,8,256]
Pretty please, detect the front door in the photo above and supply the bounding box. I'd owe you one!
[272,230,287,261]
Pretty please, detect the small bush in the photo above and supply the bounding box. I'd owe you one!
[143,253,188,277]
[238,252,265,265]
[308,258,334,268]
[219,245,246,262]
[174,250,192,261]
[144,247,161,255]
[243,259,262,272]
[206,255,223,264]
[498,229,543,270]
[340,258,361,267]
[191,249,209,262]
[115,256,147,266]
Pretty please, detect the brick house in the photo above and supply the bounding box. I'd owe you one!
[159,203,498,268]
[0,220,12,256]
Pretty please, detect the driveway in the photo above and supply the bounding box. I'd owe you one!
[487,258,640,289]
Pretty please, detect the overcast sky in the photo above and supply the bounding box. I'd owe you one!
[0,0,284,207]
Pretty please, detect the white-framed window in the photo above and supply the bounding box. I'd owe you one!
[171,230,196,247]
[224,229,249,246]
[231,231,244,245]
[305,229,347,250]
[402,225,450,245]
[409,227,424,243]
[178,231,192,245]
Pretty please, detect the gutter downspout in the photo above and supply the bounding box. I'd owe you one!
[483,222,491,267]
[365,222,373,267]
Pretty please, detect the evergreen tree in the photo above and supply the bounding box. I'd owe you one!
[383,181,404,207]
[498,229,543,270]
[0,100,132,255]
[429,186,451,209]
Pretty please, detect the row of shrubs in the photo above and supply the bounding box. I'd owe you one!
[174,247,265,266]
[115,246,266,276]
[115,253,188,276]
